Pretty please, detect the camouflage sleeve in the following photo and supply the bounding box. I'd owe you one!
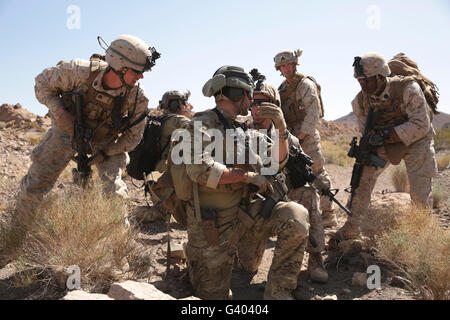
[394,82,431,146]
[287,131,302,150]
[104,85,149,156]
[34,59,91,114]
[297,78,321,136]
[351,95,366,135]
[185,117,227,189]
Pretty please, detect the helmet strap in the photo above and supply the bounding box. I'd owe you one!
[110,67,134,90]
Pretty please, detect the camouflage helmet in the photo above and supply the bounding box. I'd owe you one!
[159,90,191,111]
[353,52,391,78]
[202,65,254,98]
[104,35,159,73]
[254,82,281,107]
[274,49,303,70]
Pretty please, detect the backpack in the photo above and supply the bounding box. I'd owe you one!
[126,114,171,180]
[388,53,439,114]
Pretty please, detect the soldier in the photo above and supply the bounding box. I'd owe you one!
[174,65,310,300]
[155,90,192,172]
[143,90,193,222]
[274,49,337,228]
[13,34,157,239]
[248,78,328,284]
[335,52,437,240]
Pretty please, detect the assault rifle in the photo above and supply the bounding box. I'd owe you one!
[285,145,353,217]
[346,106,387,209]
[68,93,93,188]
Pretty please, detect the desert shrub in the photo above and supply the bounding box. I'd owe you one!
[432,186,447,208]
[28,122,45,132]
[0,182,144,292]
[27,136,44,146]
[390,161,410,193]
[322,138,354,167]
[376,208,450,300]
[434,129,450,151]
[436,154,450,171]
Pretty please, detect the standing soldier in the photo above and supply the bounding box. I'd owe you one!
[274,49,337,228]
[173,65,310,300]
[247,76,328,284]
[13,34,157,244]
[335,52,438,240]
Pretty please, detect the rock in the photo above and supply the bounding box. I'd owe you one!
[342,288,351,294]
[180,296,201,300]
[352,272,367,287]
[362,193,412,237]
[338,239,363,255]
[322,294,338,300]
[162,243,186,260]
[107,280,176,300]
[63,290,113,300]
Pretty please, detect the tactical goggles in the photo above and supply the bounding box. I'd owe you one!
[251,99,271,106]
[223,87,253,102]
[274,52,295,65]
[353,56,366,78]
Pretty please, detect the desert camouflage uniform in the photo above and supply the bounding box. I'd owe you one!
[342,77,437,236]
[183,108,309,299]
[279,74,335,221]
[16,58,148,227]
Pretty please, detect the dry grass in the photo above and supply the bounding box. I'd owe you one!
[322,138,354,167]
[436,154,450,171]
[27,136,44,146]
[0,182,149,293]
[390,161,410,193]
[376,207,450,300]
[432,186,447,208]
[434,129,450,151]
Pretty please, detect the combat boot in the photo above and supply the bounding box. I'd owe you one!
[334,219,360,240]
[307,253,328,284]
[322,210,338,228]
[263,281,295,300]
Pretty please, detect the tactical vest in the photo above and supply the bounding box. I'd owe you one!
[61,55,134,143]
[356,76,412,129]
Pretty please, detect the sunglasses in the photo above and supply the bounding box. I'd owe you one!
[251,99,271,107]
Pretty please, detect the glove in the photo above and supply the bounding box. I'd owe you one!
[244,172,274,194]
[87,150,108,166]
[257,103,287,133]
[54,107,75,138]
[385,128,401,144]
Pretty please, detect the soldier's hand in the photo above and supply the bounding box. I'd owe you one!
[88,151,108,166]
[384,128,401,144]
[244,172,274,194]
[54,107,75,138]
[257,103,287,133]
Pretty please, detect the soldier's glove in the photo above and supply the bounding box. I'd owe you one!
[88,150,109,166]
[244,172,274,194]
[384,128,401,144]
[54,107,75,138]
[257,103,287,133]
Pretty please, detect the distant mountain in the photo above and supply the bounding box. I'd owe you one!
[335,110,450,130]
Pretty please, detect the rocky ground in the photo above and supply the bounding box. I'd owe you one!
[0,104,448,300]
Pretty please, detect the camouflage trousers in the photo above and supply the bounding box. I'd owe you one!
[345,137,437,229]
[15,126,129,227]
[288,186,325,253]
[185,200,309,300]
[301,131,334,213]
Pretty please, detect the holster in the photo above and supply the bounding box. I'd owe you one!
[384,142,408,165]
[200,208,219,247]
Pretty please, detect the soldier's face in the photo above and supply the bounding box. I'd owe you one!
[123,68,144,86]
[280,63,296,79]
[358,76,378,95]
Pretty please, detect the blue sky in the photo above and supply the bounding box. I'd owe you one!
[0,0,449,120]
